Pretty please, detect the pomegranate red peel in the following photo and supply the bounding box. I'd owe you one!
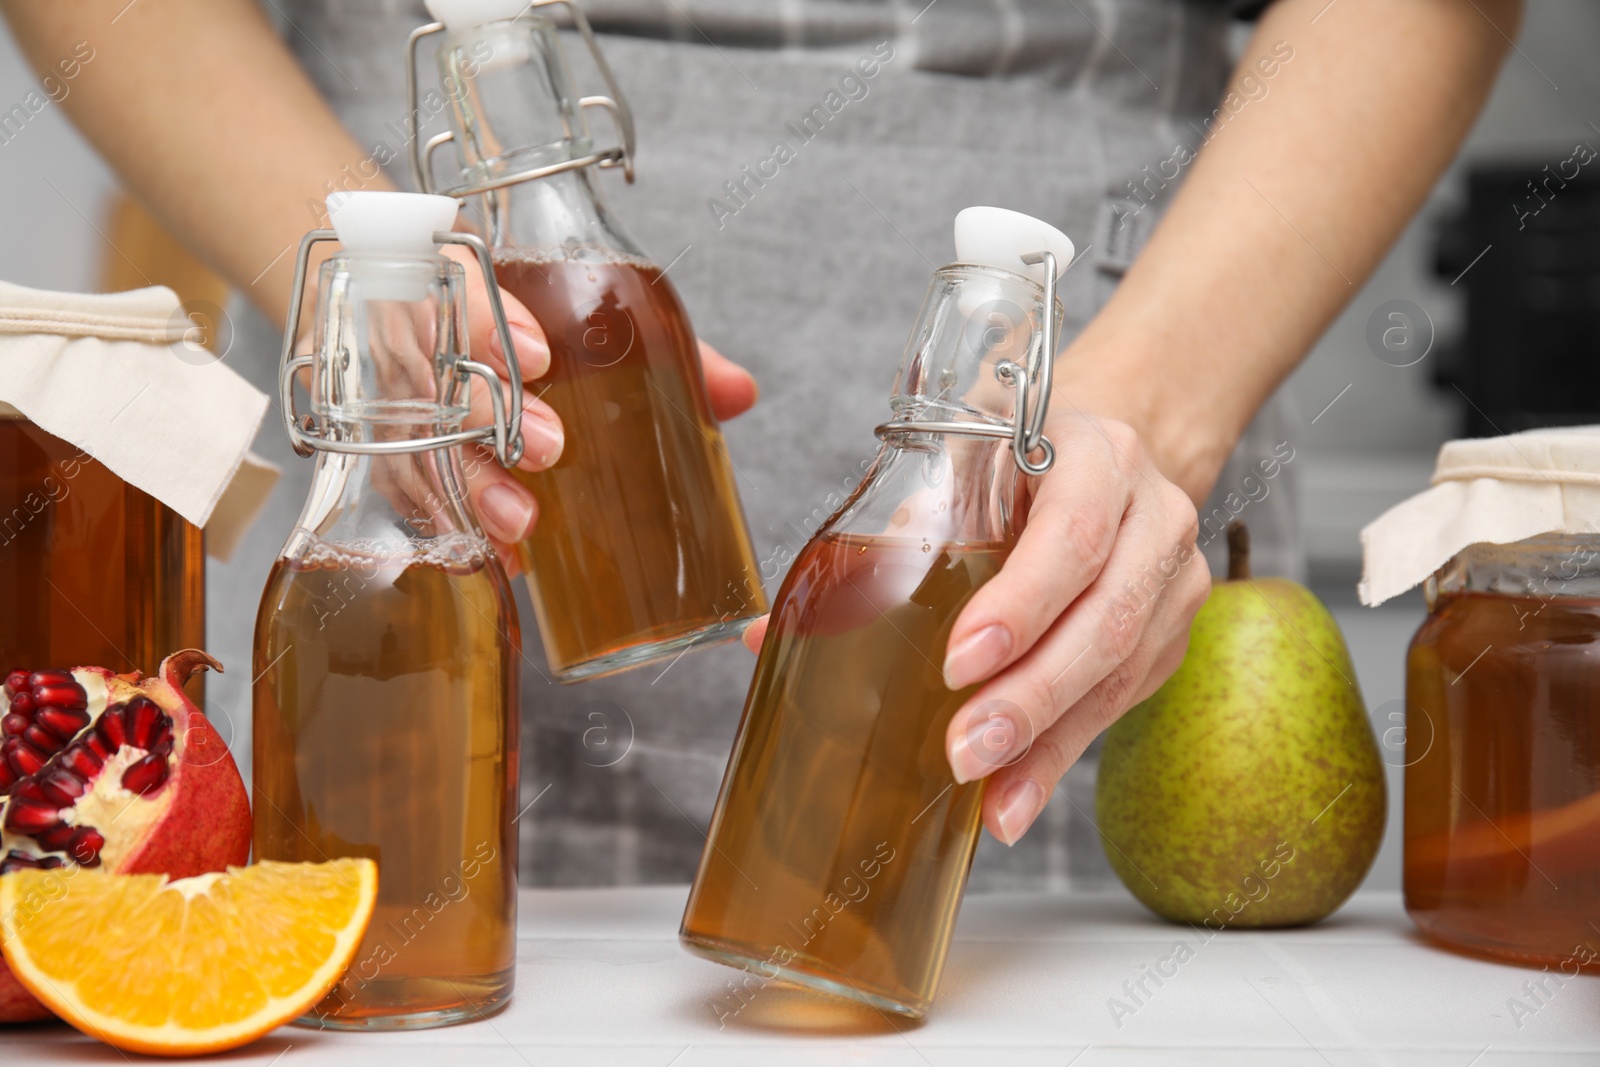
[0,650,250,1023]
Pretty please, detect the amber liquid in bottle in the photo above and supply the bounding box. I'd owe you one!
[681,532,1005,1017]
[492,250,766,679]
[1405,590,1600,970]
[253,543,520,1025]
[0,415,204,683]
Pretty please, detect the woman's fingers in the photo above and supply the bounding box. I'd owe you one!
[461,444,538,573]
[441,245,551,382]
[940,415,1207,842]
[699,340,759,422]
[741,614,771,653]
[942,415,1134,690]
[461,372,565,472]
[979,625,1194,847]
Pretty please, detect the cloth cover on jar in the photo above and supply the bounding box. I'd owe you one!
[1361,427,1600,607]
[0,280,278,560]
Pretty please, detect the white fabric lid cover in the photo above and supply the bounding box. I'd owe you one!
[1359,426,1600,606]
[0,280,278,562]
[953,206,1075,287]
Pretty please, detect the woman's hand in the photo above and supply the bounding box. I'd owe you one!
[739,405,1208,848]
[938,408,1207,846]
[445,245,760,564]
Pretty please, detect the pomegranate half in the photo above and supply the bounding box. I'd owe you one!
[0,650,250,1022]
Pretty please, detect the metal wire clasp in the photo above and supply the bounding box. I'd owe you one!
[874,248,1060,477]
[405,1,637,197]
[278,229,525,467]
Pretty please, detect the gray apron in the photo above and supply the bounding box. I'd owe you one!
[216,0,1301,890]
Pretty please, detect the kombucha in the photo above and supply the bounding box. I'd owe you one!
[0,413,203,684]
[492,250,765,679]
[253,538,519,1026]
[681,533,1007,1017]
[1405,590,1600,970]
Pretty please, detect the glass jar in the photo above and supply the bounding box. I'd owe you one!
[0,405,204,685]
[1405,533,1600,971]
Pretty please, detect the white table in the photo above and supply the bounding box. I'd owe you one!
[6,887,1596,1065]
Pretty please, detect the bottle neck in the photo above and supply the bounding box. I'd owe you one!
[825,434,1024,550]
[476,167,646,259]
[286,429,488,564]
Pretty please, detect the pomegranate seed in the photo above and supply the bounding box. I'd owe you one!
[83,732,111,760]
[36,705,89,740]
[31,683,86,711]
[8,691,33,716]
[34,822,75,852]
[125,698,163,749]
[152,736,175,758]
[0,763,15,791]
[27,670,72,688]
[0,850,39,874]
[120,753,168,795]
[1,712,27,737]
[37,856,64,869]
[4,670,28,695]
[22,725,63,756]
[37,769,85,807]
[4,797,61,833]
[58,744,102,778]
[10,779,45,803]
[96,705,127,751]
[68,827,104,866]
[8,741,47,777]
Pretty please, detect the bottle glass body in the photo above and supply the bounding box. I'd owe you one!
[680,433,1022,1018]
[253,252,520,1028]
[1405,534,1600,971]
[680,259,1050,1018]
[0,407,204,688]
[438,18,766,681]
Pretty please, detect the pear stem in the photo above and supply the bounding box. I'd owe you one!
[1227,521,1251,581]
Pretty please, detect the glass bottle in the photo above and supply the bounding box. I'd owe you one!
[681,208,1071,1019]
[0,407,204,689]
[407,1,766,681]
[253,192,523,1029]
[1406,533,1600,972]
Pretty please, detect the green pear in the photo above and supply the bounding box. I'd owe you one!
[1096,521,1385,927]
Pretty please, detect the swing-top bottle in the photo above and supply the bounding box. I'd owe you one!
[406,0,766,680]
[681,208,1073,1019]
[253,192,523,1029]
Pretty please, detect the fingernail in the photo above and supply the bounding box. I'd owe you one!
[943,624,1012,690]
[480,483,535,541]
[522,408,565,467]
[510,324,549,373]
[949,706,1022,784]
[995,779,1045,846]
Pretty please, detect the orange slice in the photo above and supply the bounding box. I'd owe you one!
[0,859,377,1056]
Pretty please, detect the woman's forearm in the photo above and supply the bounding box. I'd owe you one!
[0,0,393,326]
[1060,0,1522,503]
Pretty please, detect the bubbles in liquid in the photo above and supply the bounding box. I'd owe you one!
[921,541,931,553]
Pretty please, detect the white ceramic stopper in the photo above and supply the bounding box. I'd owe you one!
[424,0,531,28]
[953,206,1075,286]
[327,191,459,257]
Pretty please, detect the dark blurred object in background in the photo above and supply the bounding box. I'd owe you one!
[1434,161,1600,437]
